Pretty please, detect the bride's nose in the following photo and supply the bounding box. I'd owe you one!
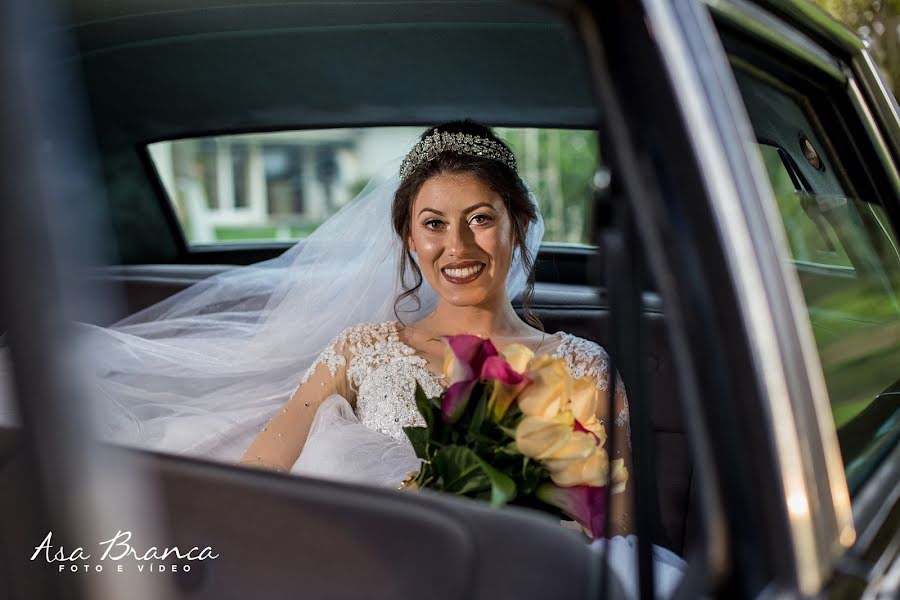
[446,221,476,256]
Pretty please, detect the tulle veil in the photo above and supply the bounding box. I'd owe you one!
[0,155,545,464]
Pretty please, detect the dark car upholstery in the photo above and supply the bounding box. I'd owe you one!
[0,434,628,599]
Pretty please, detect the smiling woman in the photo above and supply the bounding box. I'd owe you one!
[238,121,637,544]
[392,122,542,335]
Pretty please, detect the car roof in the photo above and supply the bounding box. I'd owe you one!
[65,0,598,146]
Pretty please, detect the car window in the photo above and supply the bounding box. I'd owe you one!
[736,68,900,493]
[148,127,598,247]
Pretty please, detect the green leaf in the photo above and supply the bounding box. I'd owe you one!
[498,424,518,438]
[415,383,435,432]
[468,385,488,434]
[500,405,523,429]
[472,454,517,507]
[433,446,481,490]
[403,426,430,460]
[493,441,520,457]
[431,446,516,507]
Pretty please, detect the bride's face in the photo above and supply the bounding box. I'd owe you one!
[408,172,517,308]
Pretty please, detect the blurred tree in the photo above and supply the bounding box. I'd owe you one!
[810,0,899,97]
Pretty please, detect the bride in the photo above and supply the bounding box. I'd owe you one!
[236,121,685,596]
[238,120,637,531]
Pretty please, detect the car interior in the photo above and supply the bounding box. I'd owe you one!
[86,0,702,555]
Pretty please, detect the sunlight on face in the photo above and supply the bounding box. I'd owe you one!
[408,173,516,308]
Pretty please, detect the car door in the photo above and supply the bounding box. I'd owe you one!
[707,1,900,597]
[586,0,897,596]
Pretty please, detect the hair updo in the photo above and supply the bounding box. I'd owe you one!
[391,120,541,330]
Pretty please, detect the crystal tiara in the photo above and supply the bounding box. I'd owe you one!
[399,130,518,181]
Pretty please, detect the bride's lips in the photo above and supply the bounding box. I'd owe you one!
[441,261,485,284]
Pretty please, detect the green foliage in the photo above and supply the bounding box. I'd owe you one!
[497,128,600,244]
[405,382,550,509]
[809,0,899,96]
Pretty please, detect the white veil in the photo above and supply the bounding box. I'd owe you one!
[0,156,545,464]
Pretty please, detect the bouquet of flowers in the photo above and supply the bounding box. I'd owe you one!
[401,334,628,539]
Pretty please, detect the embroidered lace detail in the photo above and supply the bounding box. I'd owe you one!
[299,332,349,385]
[301,321,445,441]
[301,321,629,444]
[552,333,630,432]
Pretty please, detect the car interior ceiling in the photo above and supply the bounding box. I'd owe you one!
[1,0,698,560]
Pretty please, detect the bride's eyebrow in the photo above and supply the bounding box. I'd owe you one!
[417,202,497,217]
[463,202,497,213]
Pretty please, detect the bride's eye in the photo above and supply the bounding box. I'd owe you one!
[423,219,444,230]
[469,214,493,225]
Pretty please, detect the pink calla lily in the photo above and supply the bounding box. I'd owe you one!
[443,335,498,383]
[442,380,477,423]
[440,335,499,423]
[481,355,531,421]
[536,482,609,539]
[480,355,526,385]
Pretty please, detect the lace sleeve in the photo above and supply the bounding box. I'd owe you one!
[558,336,634,536]
[238,329,354,473]
[557,337,630,441]
[588,348,630,443]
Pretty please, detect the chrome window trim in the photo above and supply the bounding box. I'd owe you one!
[705,0,845,82]
[851,49,900,165]
[850,440,900,553]
[646,0,854,593]
[845,76,900,197]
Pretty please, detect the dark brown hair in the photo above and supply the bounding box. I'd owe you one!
[391,120,542,330]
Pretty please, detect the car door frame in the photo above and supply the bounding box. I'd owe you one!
[710,1,900,596]
[576,0,889,595]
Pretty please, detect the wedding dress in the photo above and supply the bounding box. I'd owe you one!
[287,319,630,486]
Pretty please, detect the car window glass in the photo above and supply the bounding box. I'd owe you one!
[758,143,853,268]
[736,68,900,493]
[148,127,598,247]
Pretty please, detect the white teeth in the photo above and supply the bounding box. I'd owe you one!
[444,264,484,278]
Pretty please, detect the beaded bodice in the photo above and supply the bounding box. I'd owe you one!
[301,320,629,442]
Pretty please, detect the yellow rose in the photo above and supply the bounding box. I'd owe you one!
[569,377,598,424]
[610,458,629,494]
[515,412,575,459]
[541,430,597,462]
[546,446,609,487]
[579,415,607,447]
[517,356,571,418]
[500,343,534,373]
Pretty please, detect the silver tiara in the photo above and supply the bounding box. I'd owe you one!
[399,130,518,181]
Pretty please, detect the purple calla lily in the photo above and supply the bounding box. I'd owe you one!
[480,355,526,385]
[480,355,530,422]
[442,380,477,423]
[536,482,609,539]
[440,335,499,423]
